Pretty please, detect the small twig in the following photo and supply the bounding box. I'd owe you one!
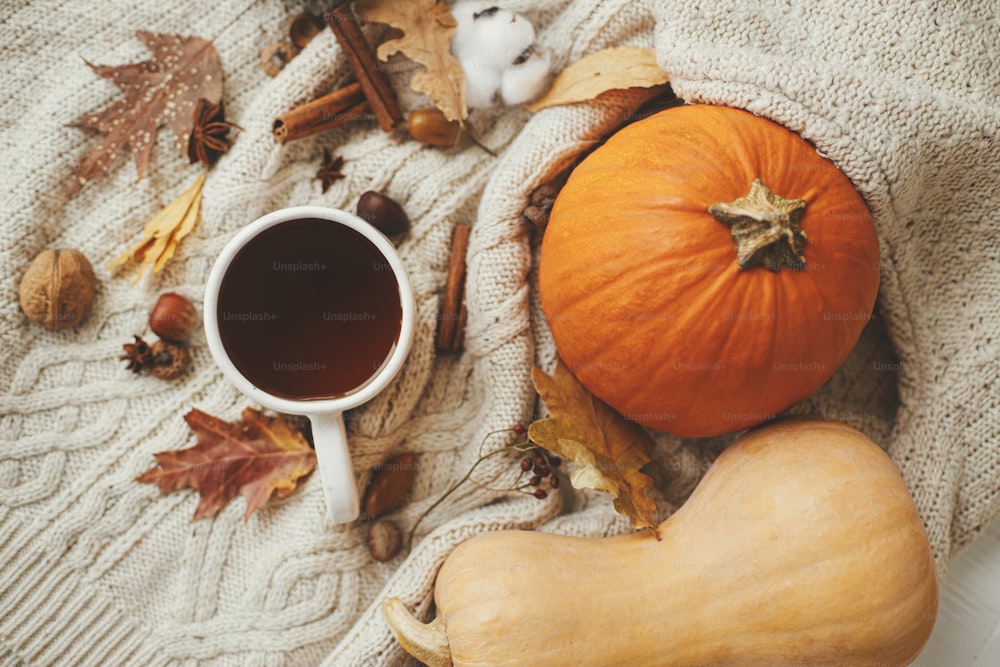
[406,429,520,552]
[467,133,497,157]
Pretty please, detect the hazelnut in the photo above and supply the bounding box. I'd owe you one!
[19,248,97,330]
[149,292,198,341]
[367,519,403,562]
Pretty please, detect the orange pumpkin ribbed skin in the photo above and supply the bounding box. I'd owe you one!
[539,104,880,437]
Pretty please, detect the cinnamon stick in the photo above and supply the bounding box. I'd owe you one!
[324,1,403,132]
[436,224,470,353]
[273,82,371,144]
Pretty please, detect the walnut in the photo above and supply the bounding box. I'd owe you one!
[19,248,97,330]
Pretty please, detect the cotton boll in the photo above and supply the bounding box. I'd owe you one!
[500,50,552,105]
[450,1,550,109]
[470,13,535,69]
[450,2,497,61]
[451,2,535,68]
[465,67,502,108]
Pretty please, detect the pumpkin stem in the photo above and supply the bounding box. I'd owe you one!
[709,179,808,272]
[382,597,453,667]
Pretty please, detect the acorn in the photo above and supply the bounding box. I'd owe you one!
[406,108,461,147]
[149,293,198,341]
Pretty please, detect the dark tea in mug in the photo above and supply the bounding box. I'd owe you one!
[216,218,403,400]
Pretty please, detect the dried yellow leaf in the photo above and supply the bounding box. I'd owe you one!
[529,358,659,533]
[357,0,467,122]
[109,172,206,283]
[525,46,669,112]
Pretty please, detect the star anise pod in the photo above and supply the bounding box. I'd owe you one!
[187,99,238,168]
[316,149,346,193]
[121,334,191,379]
[121,335,154,373]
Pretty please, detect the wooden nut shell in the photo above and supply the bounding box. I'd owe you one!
[19,248,96,330]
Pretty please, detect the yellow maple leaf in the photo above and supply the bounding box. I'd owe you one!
[108,171,206,283]
[529,358,659,533]
[525,46,669,112]
[357,0,467,122]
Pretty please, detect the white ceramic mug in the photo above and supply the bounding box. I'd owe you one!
[203,206,415,523]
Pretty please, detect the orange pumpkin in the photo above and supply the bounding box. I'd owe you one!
[538,104,880,437]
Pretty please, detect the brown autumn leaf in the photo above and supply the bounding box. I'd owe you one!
[108,171,205,282]
[529,359,658,533]
[525,46,669,112]
[68,31,223,195]
[356,0,467,122]
[136,408,316,521]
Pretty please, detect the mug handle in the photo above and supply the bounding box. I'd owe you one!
[309,412,360,523]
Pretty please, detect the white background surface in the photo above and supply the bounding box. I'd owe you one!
[916,517,1000,665]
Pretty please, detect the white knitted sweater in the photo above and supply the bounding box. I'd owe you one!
[1,0,997,665]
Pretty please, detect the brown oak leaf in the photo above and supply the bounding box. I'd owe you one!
[529,359,659,534]
[357,0,467,122]
[68,31,223,195]
[136,408,316,521]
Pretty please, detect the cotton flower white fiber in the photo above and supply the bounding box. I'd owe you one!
[451,1,551,107]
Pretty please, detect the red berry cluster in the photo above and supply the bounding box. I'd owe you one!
[519,450,561,500]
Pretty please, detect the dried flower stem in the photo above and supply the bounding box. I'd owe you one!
[406,428,552,552]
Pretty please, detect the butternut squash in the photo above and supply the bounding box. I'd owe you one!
[385,418,938,666]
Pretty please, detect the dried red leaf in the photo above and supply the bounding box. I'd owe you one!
[136,408,316,521]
